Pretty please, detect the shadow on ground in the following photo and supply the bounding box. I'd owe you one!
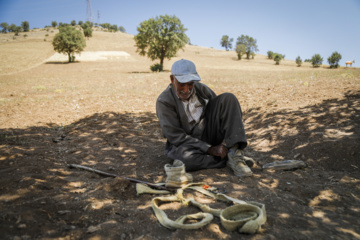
[0,92,359,239]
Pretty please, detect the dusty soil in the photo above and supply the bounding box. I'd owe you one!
[0,30,359,240]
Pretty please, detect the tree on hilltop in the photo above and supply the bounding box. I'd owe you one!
[274,53,283,65]
[8,24,17,32]
[21,21,29,32]
[81,22,93,39]
[83,27,92,39]
[52,26,86,62]
[235,44,246,60]
[134,14,189,71]
[119,26,126,33]
[0,22,9,33]
[236,35,259,59]
[267,51,274,59]
[311,54,323,67]
[51,21,57,28]
[327,51,342,69]
[220,35,233,51]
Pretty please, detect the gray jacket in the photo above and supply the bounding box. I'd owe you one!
[156,82,216,154]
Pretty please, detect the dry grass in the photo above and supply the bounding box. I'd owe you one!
[1,29,359,129]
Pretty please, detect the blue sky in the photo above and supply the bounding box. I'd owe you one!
[1,0,359,67]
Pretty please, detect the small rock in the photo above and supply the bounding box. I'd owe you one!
[17,224,26,229]
[262,160,307,171]
[58,210,71,215]
[87,225,101,233]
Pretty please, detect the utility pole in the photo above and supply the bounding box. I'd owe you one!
[97,10,100,26]
[86,0,93,23]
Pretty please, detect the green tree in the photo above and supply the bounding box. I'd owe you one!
[327,51,342,68]
[14,26,22,36]
[235,44,246,60]
[84,21,93,28]
[100,23,110,29]
[119,26,126,32]
[51,21,57,28]
[134,14,189,69]
[78,21,83,26]
[296,56,302,67]
[52,26,86,62]
[111,24,118,32]
[83,27,92,39]
[267,51,274,59]
[21,21,29,32]
[71,20,76,26]
[81,22,93,39]
[220,35,233,51]
[0,22,9,33]
[274,53,283,65]
[311,54,323,67]
[236,35,259,59]
[8,24,17,32]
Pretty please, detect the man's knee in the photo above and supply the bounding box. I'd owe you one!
[218,92,238,104]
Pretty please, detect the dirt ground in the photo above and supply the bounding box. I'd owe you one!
[0,30,359,240]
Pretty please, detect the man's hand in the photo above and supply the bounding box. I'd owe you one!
[207,145,228,160]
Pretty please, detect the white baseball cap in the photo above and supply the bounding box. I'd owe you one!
[171,59,201,83]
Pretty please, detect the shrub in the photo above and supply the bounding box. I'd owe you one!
[150,63,163,72]
[235,44,246,60]
[311,54,323,67]
[83,27,92,38]
[267,51,274,59]
[296,56,302,67]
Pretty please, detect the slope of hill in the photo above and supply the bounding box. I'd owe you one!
[0,30,359,240]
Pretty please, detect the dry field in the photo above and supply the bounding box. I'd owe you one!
[0,29,359,240]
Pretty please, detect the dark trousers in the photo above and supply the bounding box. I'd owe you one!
[168,93,248,171]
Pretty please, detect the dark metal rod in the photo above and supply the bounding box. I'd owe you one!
[67,163,172,191]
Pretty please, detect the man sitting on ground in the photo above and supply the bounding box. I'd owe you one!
[156,59,254,177]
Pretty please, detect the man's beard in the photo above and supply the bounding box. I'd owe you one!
[176,87,194,101]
